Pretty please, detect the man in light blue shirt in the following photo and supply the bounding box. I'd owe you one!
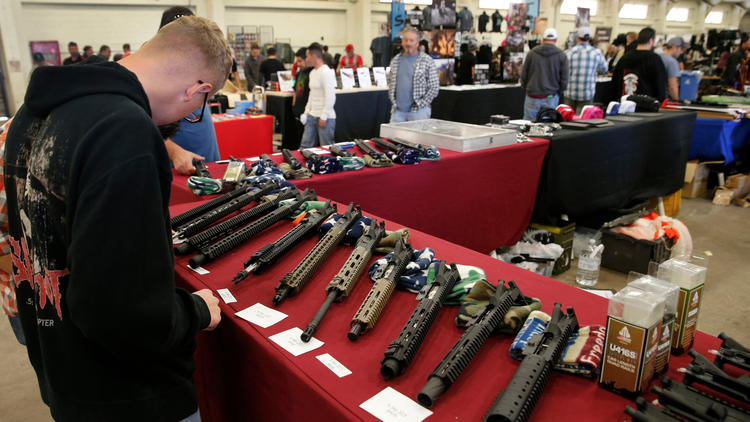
[658,37,686,101]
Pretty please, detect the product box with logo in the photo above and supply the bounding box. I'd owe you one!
[599,286,665,395]
[656,258,707,354]
[627,273,680,375]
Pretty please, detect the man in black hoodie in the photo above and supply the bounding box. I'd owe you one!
[611,27,667,101]
[520,28,569,120]
[3,16,230,422]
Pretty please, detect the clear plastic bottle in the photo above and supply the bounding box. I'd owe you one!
[576,239,603,287]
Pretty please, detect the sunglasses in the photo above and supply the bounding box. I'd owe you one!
[184,81,208,124]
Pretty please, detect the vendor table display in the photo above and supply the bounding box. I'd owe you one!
[170,198,721,422]
[689,118,750,164]
[171,139,550,252]
[533,110,697,224]
[212,114,273,160]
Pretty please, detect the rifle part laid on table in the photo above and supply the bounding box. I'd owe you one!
[483,303,579,422]
[301,219,386,342]
[188,188,317,268]
[711,332,750,372]
[193,159,212,178]
[381,261,460,380]
[172,181,277,243]
[372,137,404,154]
[388,137,429,156]
[329,144,354,157]
[348,237,413,341]
[681,350,750,404]
[354,139,393,167]
[273,203,363,306]
[232,200,337,284]
[259,154,276,167]
[646,376,750,422]
[170,182,257,229]
[282,148,303,170]
[175,187,298,256]
[624,397,682,422]
[301,148,322,164]
[417,280,524,408]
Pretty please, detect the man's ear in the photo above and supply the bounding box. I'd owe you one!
[184,81,213,102]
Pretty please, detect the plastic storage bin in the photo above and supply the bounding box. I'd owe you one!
[600,229,672,274]
[679,71,702,102]
[530,222,576,275]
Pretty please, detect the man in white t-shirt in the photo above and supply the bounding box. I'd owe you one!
[300,43,337,148]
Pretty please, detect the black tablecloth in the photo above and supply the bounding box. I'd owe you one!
[265,94,299,150]
[533,110,697,225]
[333,89,392,142]
[431,85,525,124]
[594,79,613,105]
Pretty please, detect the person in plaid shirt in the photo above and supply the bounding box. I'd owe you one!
[0,117,24,345]
[388,26,439,122]
[564,27,608,113]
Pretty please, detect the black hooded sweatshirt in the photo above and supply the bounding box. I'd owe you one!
[4,59,210,421]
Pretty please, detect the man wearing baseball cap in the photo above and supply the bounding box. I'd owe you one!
[338,43,363,74]
[520,28,569,120]
[564,27,608,113]
[658,37,688,100]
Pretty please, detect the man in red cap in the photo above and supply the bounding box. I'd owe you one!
[337,43,363,73]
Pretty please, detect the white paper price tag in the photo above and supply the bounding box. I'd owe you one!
[360,387,432,422]
[216,289,237,304]
[235,303,287,328]
[187,265,209,275]
[315,353,352,378]
[269,327,324,356]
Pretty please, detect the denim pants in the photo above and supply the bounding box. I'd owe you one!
[7,315,25,345]
[523,95,559,120]
[179,410,201,422]
[390,106,431,123]
[300,116,336,148]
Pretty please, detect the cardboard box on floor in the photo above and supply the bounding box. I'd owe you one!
[683,160,723,199]
[713,173,750,206]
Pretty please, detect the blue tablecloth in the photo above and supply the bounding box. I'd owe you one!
[689,118,750,163]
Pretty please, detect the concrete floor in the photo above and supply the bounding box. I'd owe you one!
[0,195,746,421]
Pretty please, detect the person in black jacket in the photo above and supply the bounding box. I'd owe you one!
[259,47,286,85]
[3,16,229,422]
[611,27,667,101]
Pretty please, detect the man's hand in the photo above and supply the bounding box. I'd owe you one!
[165,139,205,176]
[193,289,221,331]
[318,118,326,129]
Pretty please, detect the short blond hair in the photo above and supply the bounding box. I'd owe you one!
[151,15,232,94]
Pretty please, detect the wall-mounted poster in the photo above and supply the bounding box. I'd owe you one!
[391,0,406,41]
[507,3,529,31]
[431,0,457,28]
[431,29,456,57]
[595,27,612,43]
[575,7,590,29]
[434,58,455,85]
[507,29,526,53]
[30,41,61,66]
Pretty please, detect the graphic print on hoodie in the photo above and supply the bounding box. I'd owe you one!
[4,58,210,422]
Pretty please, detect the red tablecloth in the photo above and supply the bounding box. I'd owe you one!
[171,140,550,252]
[171,198,720,422]
[212,114,273,160]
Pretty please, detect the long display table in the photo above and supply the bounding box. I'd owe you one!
[171,139,550,253]
[171,198,721,422]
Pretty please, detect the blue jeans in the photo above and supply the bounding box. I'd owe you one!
[523,95,559,120]
[390,106,431,123]
[300,116,336,148]
[179,410,201,422]
[8,315,25,346]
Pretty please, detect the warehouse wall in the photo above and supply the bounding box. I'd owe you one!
[0,0,747,114]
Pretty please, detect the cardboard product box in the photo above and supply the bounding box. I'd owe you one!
[600,287,665,396]
[656,258,707,355]
[735,193,750,207]
[683,160,721,199]
[712,173,750,206]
